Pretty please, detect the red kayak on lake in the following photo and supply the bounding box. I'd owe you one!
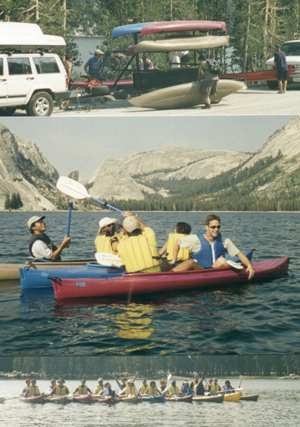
[52,257,289,300]
[165,395,193,402]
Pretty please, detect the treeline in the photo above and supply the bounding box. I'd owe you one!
[4,192,23,210]
[1,355,299,378]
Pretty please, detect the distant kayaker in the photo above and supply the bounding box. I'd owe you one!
[180,380,193,395]
[193,377,206,396]
[158,379,168,395]
[94,377,104,394]
[210,378,221,396]
[95,217,120,255]
[144,381,161,396]
[100,382,116,399]
[73,379,92,395]
[170,214,255,279]
[50,378,70,396]
[113,371,138,395]
[24,379,41,396]
[44,379,56,396]
[159,222,191,264]
[167,380,180,396]
[139,379,148,395]
[222,380,235,394]
[28,215,71,261]
[112,212,162,274]
[119,379,137,397]
[21,378,31,395]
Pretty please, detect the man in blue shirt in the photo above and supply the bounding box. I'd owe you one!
[84,49,104,80]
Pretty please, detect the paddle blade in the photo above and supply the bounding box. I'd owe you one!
[95,252,123,268]
[167,373,172,381]
[56,176,89,200]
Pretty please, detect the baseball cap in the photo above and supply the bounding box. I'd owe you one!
[98,217,118,232]
[27,215,45,229]
[95,49,104,55]
[123,216,140,233]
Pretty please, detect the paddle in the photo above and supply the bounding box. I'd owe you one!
[239,375,245,388]
[56,176,124,213]
[0,396,19,402]
[66,170,79,237]
[95,252,123,268]
[187,354,208,384]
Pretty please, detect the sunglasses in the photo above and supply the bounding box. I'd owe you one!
[209,225,221,229]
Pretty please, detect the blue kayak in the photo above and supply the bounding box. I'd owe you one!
[142,395,165,403]
[111,22,157,38]
[20,250,253,297]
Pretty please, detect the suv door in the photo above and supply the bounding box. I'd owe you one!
[6,57,35,106]
[0,58,7,106]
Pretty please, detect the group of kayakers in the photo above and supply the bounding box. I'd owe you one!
[27,212,255,279]
[20,374,236,398]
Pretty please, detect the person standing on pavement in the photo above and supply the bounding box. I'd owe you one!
[274,45,288,94]
[84,49,104,81]
[197,54,219,109]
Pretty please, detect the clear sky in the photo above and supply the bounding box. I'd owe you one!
[1,115,294,182]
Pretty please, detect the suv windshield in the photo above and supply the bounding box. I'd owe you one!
[281,42,300,56]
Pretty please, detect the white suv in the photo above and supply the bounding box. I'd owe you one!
[266,40,300,89]
[0,52,70,116]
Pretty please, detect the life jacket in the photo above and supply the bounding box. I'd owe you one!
[29,233,60,260]
[190,380,197,391]
[94,235,118,256]
[181,385,191,395]
[211,382,221,392]
[140,384,147,394]
[94,384,104,394]
[27,385,40,396]
[118,231,161,273]
[191,232,225,268]
[77,385,88,394]
[147,385,159,396]
[166,233,190,261]
[125,384,136,396]
[55,385,67,396]
[168,385,180,395]
[224,385,234,393]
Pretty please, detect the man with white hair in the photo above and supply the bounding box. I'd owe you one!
[94,217,119,255]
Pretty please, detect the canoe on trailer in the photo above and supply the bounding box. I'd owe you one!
[52,257,289,300]
[240,394,259,401]
[126,35,229,56]
[19,395,44,403]
[129,79,245,110]
[142,394,165,402]
[20,250,253,295]
[193,394,224,403]
[0,259,94,281]
[46,395,73,403]
[223,391,242,402]
[165,395,193,402]
[140,20,227,36]
[73,394,95,403]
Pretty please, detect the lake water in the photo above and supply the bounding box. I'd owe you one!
[0,211,299,356]
[0,379,298,427]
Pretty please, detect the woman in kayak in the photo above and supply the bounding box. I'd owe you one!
[100,382,116,399]
[222,380,235,394]
[21,378,31,395]
[94,378,104,394]
[44,379,56,396]
[144,381,162,396]
[180,380,193,395]
[73,379,92,395]
[138,379,148,395]
[167,380,180,396]
[24,379,41,396]
[210,378,221,396]
[50,379,70,396]
[119,379,137,397]
[113,371,138,395]
[159,222,191,265]
[158,379,168,395]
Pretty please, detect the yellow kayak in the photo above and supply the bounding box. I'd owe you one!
[223,391,242,402]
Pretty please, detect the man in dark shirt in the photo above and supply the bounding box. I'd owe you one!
[274,45,288,94]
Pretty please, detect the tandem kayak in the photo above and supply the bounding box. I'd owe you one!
[142,394,165,403]
[165,395,193,402]
[46,395,73,403]
[193,394,224,403]
[52,257,289,300]
[19,250,253,297]
[223,391,242,402]
[19,395,44,403]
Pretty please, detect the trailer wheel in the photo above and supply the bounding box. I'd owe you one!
[27,92,53,116]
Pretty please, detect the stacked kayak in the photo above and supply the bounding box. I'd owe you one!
[142,395,165,403]
[19,395,44,403]
[19,250,253,297]
[193,394,224,403]
[165,395,193,402]
[52,257,289,300]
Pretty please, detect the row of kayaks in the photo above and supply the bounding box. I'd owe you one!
[18,252,290,300]
[18,392,258,404]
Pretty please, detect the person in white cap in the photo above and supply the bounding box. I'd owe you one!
[84,49,104,80]
[28,215,71,261]
[94,378,104,394]
[94,217,120,255]
[112,211,161,274]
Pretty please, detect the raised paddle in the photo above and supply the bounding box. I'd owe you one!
[238,375,245,388]
[187,354,208,384]
[56,176,124,213]
[66,170,79,237]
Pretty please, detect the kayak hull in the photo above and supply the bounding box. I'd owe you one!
[140,21,227,36]
[97,396,120,404]
[119,395,141,403]
[142,394,165,402]
[19,395,44,403]
[52,257,289,300]
[193,394,224,403]
[165,395,193,402]
[223,391,242,402]
[73,394,95,403]
[46,395,73,403]
[240,394,259,401]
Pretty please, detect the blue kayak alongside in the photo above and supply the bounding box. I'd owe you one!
[111,22,157,38]
[20,250,253,297]
[142,395,165,403]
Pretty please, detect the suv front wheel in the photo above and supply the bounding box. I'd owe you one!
[26,91,54,116]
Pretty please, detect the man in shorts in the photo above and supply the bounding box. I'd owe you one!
[197,54,218,109]
[274,45,288,94]
[84,49,104,81]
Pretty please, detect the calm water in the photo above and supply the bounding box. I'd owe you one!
[0,211,299,356]
[0,379,298,426]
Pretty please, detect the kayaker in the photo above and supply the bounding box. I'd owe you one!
[159,222,191,264]
[24,379,41,396]
[193,377,206,396]
[138,379,148,395]
[190,373,200,392]
[222,380,235,394]
[21,378,31,395]
[28,215,71,261]
[113,371,138,394]
[113,212,162,273]
[167,380,180,396]
[210,378,221,396]
[50,379,70,396]
[73,379,92,395]
[119,379,137,397]
[95,217,120,255]
[100,382,116,399]
[44,379,56,396]
[145,381,161,396]
[180,380,193,395]
[170,214,255,279]
[158,379,168,395]
[94,377,104,394]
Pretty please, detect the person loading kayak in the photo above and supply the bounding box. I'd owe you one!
[28,215,71,261]
[170,214,255,279]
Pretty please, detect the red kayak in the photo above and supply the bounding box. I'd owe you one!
[140,20,226,36]
[97,396,120,404]
[165,395,193,402]
[19,395,44,403]
[52,257,289,300]
[73,394,95,403]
